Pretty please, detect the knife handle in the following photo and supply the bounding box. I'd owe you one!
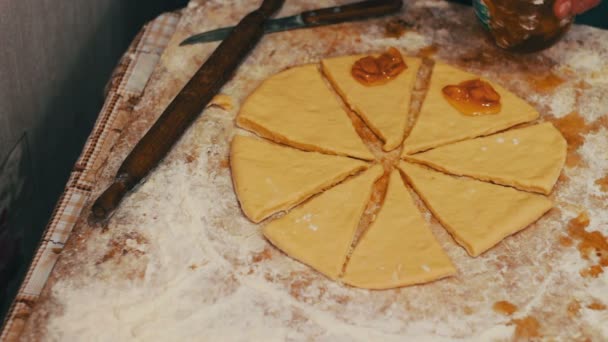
[301,0,402,25]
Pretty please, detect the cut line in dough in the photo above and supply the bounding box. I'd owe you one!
[231,135,370,223]
[322,54,422,152]
[342,170,456,289]
[405,123,567,194]
[402,62,539,155]
[399,161,553,257]
[231,56,563,287]
[264,165,384,280]
[237,64,374,160]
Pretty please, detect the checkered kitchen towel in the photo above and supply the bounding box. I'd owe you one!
[0,12,181,341]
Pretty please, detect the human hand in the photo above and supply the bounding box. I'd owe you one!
[554,0,602,19]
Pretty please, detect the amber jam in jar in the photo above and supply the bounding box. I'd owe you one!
[474,0,573,52]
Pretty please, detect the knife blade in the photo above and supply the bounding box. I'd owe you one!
[180,0,403,46]
[90,0,285,222]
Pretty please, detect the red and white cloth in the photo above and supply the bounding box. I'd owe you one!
[0,12,181,342]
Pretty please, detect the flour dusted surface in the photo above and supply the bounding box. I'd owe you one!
[20,1,608,341]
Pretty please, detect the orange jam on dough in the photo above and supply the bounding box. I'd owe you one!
[442,79,501,116]
[351,47,407,86]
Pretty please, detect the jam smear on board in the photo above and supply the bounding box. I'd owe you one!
[595,175,608,193]
[548,112,608,167]
[587,301,607,311]
[559,236,573,247]
[529,72,565,93]
[511,316,541,339]
[567,300,581,317]
[442,79,501,116]
[252,247,273,263]
[351,47,407,86]
[565,212,608,278]
[493,301,518,315]
[580,265,603,278]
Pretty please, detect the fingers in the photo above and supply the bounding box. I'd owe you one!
[554,0,602,19]
[571,0,601,14]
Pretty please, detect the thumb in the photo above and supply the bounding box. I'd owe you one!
[554,0,572,19]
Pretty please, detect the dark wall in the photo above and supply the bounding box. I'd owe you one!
[576,1,608,28]
[0,0,187,323]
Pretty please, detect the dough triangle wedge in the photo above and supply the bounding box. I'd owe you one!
[231,135,370,223]
[406,123,566,194]
[237,64,374,160]
[402,62,538,155]
[264,165,384,280]
[398,161,552,257]
[342,170,456,289]
[321,54,421,151]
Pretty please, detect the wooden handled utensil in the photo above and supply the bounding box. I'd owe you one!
[91,0,403,223]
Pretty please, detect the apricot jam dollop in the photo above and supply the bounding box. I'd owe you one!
[351,47,407,86]
[442,79,501,116]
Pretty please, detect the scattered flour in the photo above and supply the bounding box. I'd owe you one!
[26,2,608,341]
[548,85,576,118]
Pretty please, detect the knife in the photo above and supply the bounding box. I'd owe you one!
[180,0,403,46]
[90,0,285,222]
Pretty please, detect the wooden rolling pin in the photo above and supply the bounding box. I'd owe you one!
[91,0,403,223]
[90,0,286,222]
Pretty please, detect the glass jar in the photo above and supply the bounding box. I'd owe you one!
[473,0,574,53]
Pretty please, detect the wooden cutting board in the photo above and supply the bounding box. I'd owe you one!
[20,1,608,340]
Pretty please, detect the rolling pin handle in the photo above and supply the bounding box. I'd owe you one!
[91,175,131,222]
